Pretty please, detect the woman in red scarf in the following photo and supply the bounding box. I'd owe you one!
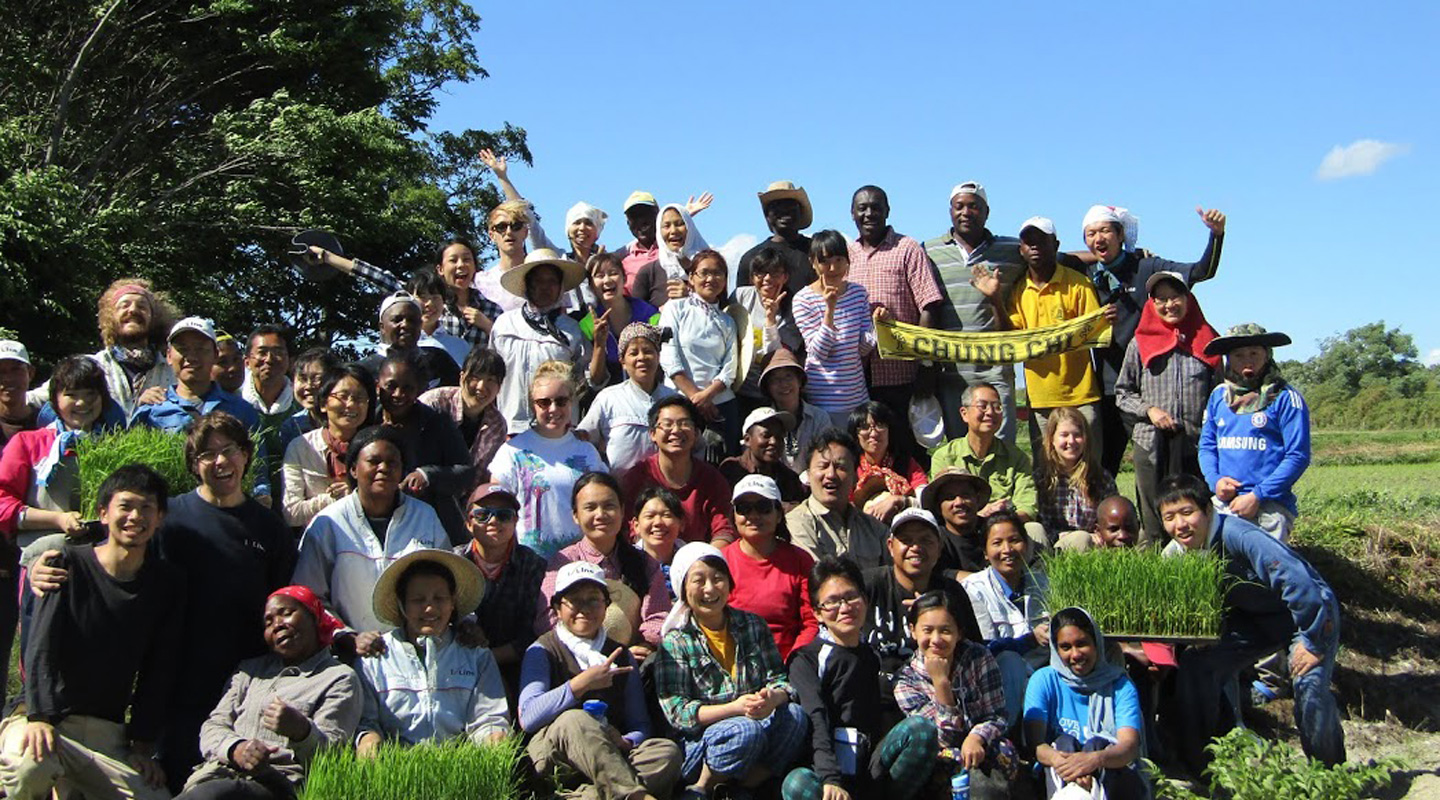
[847,401,928,524]
[1114,272,1222,545]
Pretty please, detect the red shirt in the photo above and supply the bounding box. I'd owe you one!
[722,540,819,660]
[619,455,736,545]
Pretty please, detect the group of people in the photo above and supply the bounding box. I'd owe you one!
[0,167,1344,800]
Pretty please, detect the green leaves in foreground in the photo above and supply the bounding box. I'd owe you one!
[1147,728,1403,800]
[299,738,521,800]
[75,427,254,513]
[1043,548,1227,639]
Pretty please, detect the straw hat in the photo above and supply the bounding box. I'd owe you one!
[921,468,992,517]
[757,181,813,230]
[372,549,486,629]
[499,248,586,299]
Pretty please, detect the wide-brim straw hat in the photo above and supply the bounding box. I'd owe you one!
[921,468,992,517]
[499,248,586,299]
[372,549,486,629]
[1203,322,1292,357]
[757,181,813,230]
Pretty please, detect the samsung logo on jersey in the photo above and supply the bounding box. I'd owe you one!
[1218,436,1267,451]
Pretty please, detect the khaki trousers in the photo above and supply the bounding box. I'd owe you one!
[528,708,682,800]
[0,713,171,800]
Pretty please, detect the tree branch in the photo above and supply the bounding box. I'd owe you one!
[44,0,127,166]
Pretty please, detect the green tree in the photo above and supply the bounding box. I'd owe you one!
[1287,321,1420,393]
[0,0,528,365]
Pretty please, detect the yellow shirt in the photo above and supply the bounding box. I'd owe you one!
[699,620,737,676]
[1005,264,1101,408]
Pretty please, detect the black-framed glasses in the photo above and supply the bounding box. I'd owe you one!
[469,507,518,524]
[815,592,864,614]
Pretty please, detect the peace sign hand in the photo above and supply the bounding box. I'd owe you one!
[568,648,633,696]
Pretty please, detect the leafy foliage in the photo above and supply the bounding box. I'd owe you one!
[0,0,529,368]
[1043,548,1227,639]
[1146,729,1403,800]
[1280,321,1440,429]
[75,427,254,513]
[299,737,521,800]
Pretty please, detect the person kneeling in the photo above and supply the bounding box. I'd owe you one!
[783,557,938,800]
[355,550,509,752]
[179,586,361,800]
[519,562,682,800]
[1023,608,1146,799]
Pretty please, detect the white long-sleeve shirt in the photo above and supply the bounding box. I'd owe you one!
[659,295,738,405]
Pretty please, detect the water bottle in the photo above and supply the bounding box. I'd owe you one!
[950,768,970,800]
[582,699,608,724]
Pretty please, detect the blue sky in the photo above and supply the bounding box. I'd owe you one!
[428,1,1438,363]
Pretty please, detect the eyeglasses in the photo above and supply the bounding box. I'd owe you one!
[969,401,1003,413]
[469,507,518,524]
[654,419,696,433]
[197,444,243,465]
[533,396,571,409]
[734,499,776,516]
[490,221,528,234]
[816,592,864,614]
[561,595,606,612]
[328,392,367,406]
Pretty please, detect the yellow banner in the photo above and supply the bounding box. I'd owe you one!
[877,308,1112,365]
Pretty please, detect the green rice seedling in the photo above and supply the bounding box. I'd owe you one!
[299,737,521,800]
[76,427,255,513]
[1042,548,1228,639]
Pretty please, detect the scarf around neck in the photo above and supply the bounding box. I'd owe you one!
[321,428,352,480]
[469,537,514,582]
[522,302,570,346]
[1048,607,1126,743]
[557,624,611,671]
[35,419,84,488]
[1223,359,1286,414]
[1133,296,1220,370]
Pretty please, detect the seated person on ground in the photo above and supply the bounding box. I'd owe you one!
[1055,495,1139,553]
[355,549,509,752]
[921,467,991,580]
[177,586,362,800]
[518,561,683,800]
[722,475,819,662]
[785,430,889,570]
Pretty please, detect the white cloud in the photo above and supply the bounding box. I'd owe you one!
[1425,348,1440,367]
[716,234,759,286]
[1315,139,1410,180]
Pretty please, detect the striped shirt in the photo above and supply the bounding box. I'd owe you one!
[848,229,943,386]
[792,282,875,413]
[923,230,1026,333]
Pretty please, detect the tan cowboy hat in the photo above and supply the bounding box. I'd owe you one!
[499,248,586,299]
[757,181,813,230]
[372,549,486,629]
[920,468,992,517]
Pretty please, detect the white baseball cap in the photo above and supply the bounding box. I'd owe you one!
[554,561,608,598]
[740,406,795,442]
[890,507,941,536]
[0,340,30,366]
[1019,216,1057,237]
[949,181,988,204]
[732,474,782,504]
[1144,270,1189,295]
[168,317,217,344]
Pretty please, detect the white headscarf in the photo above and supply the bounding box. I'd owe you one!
[655,203,710,281]
[1081,205,1140,253]
[659,541,725,636]
[564,202,608,240]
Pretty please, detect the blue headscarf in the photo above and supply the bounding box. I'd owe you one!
[1049,606,1126,743]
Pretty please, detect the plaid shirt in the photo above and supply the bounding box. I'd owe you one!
[848,228,943,387]
[1039,470,1118,534]
[653,606,793,736]
[351,259,501,347]
[1113,338,1221,453]
[455,540,547,654]
[893,643,1007,752]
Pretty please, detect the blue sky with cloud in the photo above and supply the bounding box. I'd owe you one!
[428,0,1437,361]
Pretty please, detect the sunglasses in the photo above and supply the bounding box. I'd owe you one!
[533,396,571,410]
[490,221,528,234]
[734,499,777,516]
[469,507,518,524]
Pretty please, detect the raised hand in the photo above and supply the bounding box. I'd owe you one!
[685,192,714,216]
[969,264,1000,298]
[478,148,507,179]
[762,290,787,326]
[593,308,612,345]
[1197,206,1226,235]
[568,648,633,696]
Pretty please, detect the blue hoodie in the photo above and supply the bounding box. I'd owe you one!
[1198,384,1310,516]
[1209,513,1337,656]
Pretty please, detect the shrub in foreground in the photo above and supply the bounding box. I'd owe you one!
[299,738,521,800]
[1148,728,1403,800]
